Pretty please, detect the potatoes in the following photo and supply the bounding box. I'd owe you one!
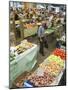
[29,72,55,86]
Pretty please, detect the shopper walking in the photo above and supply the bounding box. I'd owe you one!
[37,21,48,56]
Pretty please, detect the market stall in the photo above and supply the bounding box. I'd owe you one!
[23,48,66,87]
[24,23,63,38]
[9,4,64,44]
[10,40,38,87]
[12,48,66,88]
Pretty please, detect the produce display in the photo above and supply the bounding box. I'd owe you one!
[28,72,55,87]
[52,48,66,60]
[16,72,33,87]
[10,40,34,61]
[13,48,65,87]
[47,55,64,67]
[39,61,63,76]
[39,49,65,77]
[15,40,33,55]
[24,26,38,38]
[45,62,62,76]
[24,23,35,29]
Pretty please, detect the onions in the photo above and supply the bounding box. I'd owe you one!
[29,72,55,86]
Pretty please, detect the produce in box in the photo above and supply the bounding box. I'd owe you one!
[15,41,33,54]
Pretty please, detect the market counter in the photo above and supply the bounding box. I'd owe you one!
[24,24,63,38]
[10,44,38,87]
[25,48,66,87]
[24,26,38,38]
[45,29,54,34]
[45,24,63,35]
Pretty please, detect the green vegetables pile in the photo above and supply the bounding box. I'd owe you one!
[47,55,64,68]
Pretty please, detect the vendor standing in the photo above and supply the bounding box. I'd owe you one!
[37,21,48,56]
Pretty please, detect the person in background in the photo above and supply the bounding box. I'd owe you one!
[37,21,48,56]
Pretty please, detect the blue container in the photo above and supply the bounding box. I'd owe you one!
[23,80,33,88]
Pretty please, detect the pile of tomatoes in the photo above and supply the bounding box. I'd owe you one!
[52,48,66,60]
